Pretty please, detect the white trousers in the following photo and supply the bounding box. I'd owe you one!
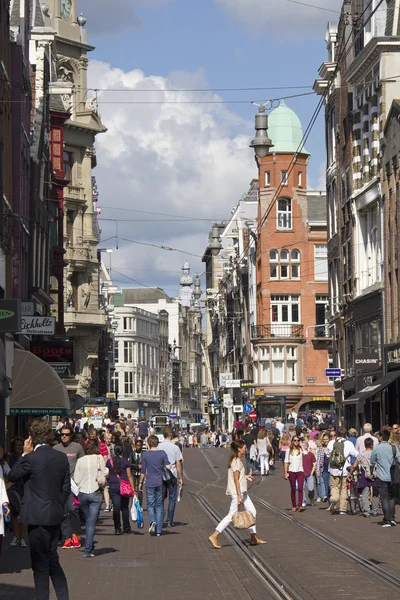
[216,492,256,534]
[259,454,269,475]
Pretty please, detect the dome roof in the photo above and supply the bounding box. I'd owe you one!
[268,101,309,155]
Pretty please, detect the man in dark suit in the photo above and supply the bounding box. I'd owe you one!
[8,418,70,600]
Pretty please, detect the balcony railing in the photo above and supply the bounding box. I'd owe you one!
[251,324,304,339]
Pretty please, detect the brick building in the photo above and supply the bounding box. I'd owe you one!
[250,102,333,416]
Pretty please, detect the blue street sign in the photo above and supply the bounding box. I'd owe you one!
[243,403,253,413]
[325,368,342,378]
[212,396,218,403]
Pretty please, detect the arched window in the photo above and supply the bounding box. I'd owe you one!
[269,248,300,280]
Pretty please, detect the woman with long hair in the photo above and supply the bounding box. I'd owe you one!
[279,433,291,468]
[106,443,136,534]
[74,439,109,558]
[315,432,330,505]
[284,436,305,512]
[208,440,266,549]
[256,430,272,477]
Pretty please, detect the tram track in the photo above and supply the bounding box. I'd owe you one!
[187,449,400,595]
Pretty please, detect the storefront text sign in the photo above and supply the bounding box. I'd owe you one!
[19,316,55,335]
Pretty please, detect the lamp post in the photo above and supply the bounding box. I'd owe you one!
[249,105,274,159]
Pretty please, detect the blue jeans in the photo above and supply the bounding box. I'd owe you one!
[322,470,331,502]
[78,491,103,554]
[316,473,326,499]
[165,483,178,523]
[146,486,163,535]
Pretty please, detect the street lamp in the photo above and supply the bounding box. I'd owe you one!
[210,225,222,257]
[249,105,274,159]
[98,248,113,275]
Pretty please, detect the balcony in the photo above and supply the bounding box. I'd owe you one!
[251,324,304,339]
[65,185,85,204]
[65,245,90,270]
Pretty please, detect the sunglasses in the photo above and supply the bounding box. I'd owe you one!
[293,439,300,442]
[61,433,71,437]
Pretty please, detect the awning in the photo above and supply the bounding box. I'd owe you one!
[343,370,400,404]
[9,349,70,416]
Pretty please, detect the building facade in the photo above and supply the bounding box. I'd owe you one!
[251,102,333,416]
[314,1,400,430]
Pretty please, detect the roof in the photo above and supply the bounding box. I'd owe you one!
[307,192,327,223]
[268,101,310,155]
[343,371,400,404]
[121,288,173,304]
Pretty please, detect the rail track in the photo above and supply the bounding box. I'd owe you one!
[185,449,400,597]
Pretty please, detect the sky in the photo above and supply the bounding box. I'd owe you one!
[80,0,343,297]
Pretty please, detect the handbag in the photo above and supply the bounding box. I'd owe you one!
[7,487,22,515]
[162,466,177,488]
[96,456,107,489]
[232,504,256,530]
[110,458,135,497]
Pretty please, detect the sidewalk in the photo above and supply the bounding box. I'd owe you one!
[0,489,268,600]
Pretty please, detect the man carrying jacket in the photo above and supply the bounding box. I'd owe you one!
[8,418,70,600]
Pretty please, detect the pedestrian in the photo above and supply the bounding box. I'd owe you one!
[54,424,84,549]
[138,435,171,537]
[243,427,257,474]
[315,432,330,503]
[208,440,266,549]
[200,431,209,448]
[129,438,145,505]
[256,430,271,477]
[326,426,358,515]
[301,441,316,507]
[279,433,290,467]
[370,429,400,527]
[6,436,27,547]
[348,437,379,518]
[74,439,109,557]
[284,436,305,512]
[8,419,70,600]
[158,427,183,527]
[106,443,135,534]
[0,475,10,555]
[355,423,379,452]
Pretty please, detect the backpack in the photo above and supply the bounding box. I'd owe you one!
[222,433,227,442]
[390,444,400,487]
[329,439,346,470]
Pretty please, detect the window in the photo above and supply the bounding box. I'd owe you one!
[265,171,270,186]
[269,250,300,281]
[123,317,133,331]
[124,372,133,395]
[315,295,328,337]
[259,345,298,384]
[124,341,133,364]
[111,372,119,395]
[358,202,381,291]
[271,295,300,336]
[114,342,119,363]
[277,198,292,229]
[298,171,302,187]
[281,170,288,185]
[314,244,328,280]
[63,151,74,182]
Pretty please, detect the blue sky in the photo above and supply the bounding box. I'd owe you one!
[82,0,342,294]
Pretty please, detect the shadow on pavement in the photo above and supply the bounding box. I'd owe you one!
[0,583,35,599]
[94,547,118,556]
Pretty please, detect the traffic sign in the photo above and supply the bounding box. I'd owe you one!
[325,368,343,378]
[223,398,233,409]
[225,379,241,388]
[219,372,233,387]
[243,403,253,413]
[233,405,243,413]
[249,410,257,420]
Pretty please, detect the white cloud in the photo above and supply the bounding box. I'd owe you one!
[77,0,170,35]
[215,0,342,36]
[88,61,255,293]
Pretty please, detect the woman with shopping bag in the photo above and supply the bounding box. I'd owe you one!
[208,440,266,549]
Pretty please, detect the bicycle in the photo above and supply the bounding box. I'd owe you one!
[346,473,361,514]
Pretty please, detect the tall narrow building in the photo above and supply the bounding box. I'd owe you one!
[251,102,334,417]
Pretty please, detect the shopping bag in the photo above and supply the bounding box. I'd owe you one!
[232,505,256,529]
[135,497,144,529]
[130,499,137,522]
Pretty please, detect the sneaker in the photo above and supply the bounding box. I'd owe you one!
[323,497,328,502]
[339,511,346,515]
[316,498,322,503]
[391,521,397,526]
[103,506,111,512]
[83,552,95,558]
[382,523,392,528]
[363,513,371,518]
[302,502,307,508]
[10,536,18,547]
[114,529,122,535]
[149,522,156,535]
[19,539,28,548]
[62,539,73,549]
[71,535,81,548]
[156,533,161,537]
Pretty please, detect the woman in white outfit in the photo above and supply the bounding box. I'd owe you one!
[257,430,272,476]
[208,440,266,549]
[0,475,10,554]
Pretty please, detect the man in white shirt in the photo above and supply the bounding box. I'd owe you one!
[326,426,359,514]
[355,423,378,453]
[158,427,183,527]
[275,418,284,435]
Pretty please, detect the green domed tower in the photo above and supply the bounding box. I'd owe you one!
[268,101,310,155]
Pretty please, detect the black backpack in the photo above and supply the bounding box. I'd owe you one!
[390,444,400,487]
[329,439,346,470]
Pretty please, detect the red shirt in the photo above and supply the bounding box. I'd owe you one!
[302,452,316,477]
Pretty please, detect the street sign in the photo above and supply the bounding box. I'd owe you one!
[233,405,243,413]
[325,368,343,378]
[225,379,241,388]
[169,413,178,419]
[243,403,253,413]
[219,372,233,387]
[0,299,21,332]
[223,398,233,409]
[249,410,257,420]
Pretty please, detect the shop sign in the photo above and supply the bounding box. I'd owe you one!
[233,405,243,413]
[19,316,55,335]
[354,353,379,372]
[241,380,254,388]
[21,301,35,316]
[312,396,331,402]
[10,407,70,416]
[50,364,70,375]
[30,341,74,364]
[0,299,21,332]
[219,373,233,387]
